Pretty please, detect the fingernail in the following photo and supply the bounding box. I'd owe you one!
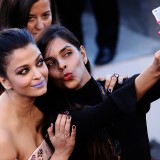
[67,115,72,119]
[118,79,123,84]
[72,125,76,129]
[50,123,53,127]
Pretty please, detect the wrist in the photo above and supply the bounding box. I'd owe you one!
[149,64,160,79]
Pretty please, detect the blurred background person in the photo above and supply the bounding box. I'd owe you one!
[56,0,120,65]
[0,0,59,39]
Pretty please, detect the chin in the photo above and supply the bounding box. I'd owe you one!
[63,81,80,90]
[37,88,47,96]
[65,84,79,90]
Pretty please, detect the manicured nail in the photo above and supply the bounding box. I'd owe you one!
[67,115,72,119]
[50,123,53,127]
[72,125,76,129]
[118,79,123,84]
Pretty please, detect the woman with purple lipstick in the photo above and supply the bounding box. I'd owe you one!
[0,0,119,93]
[0,28,76,160]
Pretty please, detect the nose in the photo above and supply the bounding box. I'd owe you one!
[58,60,67,71]
[35,19,45,30]
[33,68,42,79]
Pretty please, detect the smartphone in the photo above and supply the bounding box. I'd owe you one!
[152,6,160,22]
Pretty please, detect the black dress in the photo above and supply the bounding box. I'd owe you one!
[36,75,160,160]
[65,75,160,160]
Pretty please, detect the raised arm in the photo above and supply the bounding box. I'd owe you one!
[135,50,160,101]
[69,51,160,140]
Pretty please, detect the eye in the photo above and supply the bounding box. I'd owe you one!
[49,60,56,66]
[45,60,56,68]
[28,16,35,22]
[42,13,51,19]
[18,68,29,75]
[37,58,44,66]
[64,51,72,57]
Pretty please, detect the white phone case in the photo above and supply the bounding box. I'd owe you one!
[152,6,160,22]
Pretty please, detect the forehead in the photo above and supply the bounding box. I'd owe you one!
[45,37,72,56]
[8,43,40,65]
[30,0,51,14]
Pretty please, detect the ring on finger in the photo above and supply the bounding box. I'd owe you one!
[112,73,119,78]
[118,77,123,84]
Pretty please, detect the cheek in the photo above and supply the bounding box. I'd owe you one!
[12,78,31,90]
[74,59,85,74]
[45,17,52,27]
[42,65,49,78]
[7,71,31,90]
[27,21,32,28]
[49,69,59,79]
[27,23,34,32]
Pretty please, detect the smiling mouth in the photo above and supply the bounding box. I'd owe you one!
[32,81,45,88]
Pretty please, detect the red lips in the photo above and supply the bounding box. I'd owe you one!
[63,73,72,81]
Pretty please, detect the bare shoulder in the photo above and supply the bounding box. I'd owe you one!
[0,94,18,158]
[0,127,17,159]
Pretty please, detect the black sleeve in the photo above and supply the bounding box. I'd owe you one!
[122,74,160,104]
[118,74,160,104]
[69,76,137,141]
[138,79,160,105]
[135,79,160,114]
[112,74,160,113]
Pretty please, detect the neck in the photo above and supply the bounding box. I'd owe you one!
[77,73,91,90]
[0,91,40,120]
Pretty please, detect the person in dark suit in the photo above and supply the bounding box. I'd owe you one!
[56,0,120,65]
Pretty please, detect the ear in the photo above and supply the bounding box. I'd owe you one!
[80,45,88,64]
[0,77,12,90]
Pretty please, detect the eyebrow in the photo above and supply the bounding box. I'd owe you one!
[44,45,71,61]
[15,53,42,72]
[29,10,51,16]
